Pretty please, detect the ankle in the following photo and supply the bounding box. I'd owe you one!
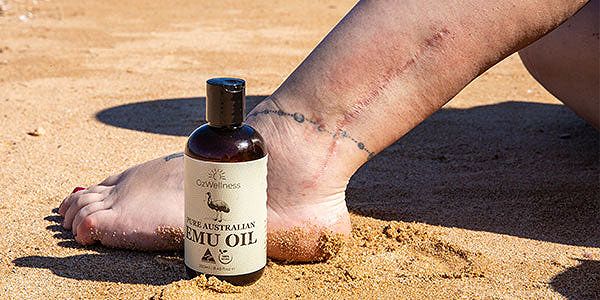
[248,96,369,178]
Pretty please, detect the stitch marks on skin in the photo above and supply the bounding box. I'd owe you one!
[319,27,454,170]
[246,28,453,166]
[247,109,375,159]
[338,26,453,126]
[424,27,451,49]
[309,26,453,183]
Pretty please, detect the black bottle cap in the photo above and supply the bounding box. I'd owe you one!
[206,78,245,127]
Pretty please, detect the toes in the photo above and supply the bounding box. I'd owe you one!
[59,189,86,216]
[71,201,106,236]
[62,193,104,230]
[74,210,110,245]
[59,185,112,216]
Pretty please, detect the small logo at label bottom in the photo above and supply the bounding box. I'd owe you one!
[218,249,233,265]
[202,249,216,263]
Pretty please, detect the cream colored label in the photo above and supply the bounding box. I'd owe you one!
[184,155,267,276]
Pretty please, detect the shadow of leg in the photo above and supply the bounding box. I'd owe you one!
[550,259,600,299]
[13,252,185,285]
[95,96,267,136]
[347,101,599,247]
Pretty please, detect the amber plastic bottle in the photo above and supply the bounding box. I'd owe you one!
[184,78,267,286]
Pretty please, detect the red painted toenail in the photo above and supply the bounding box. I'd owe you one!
[71,187,86,194]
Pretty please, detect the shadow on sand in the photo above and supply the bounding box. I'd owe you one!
[95,96,267,136]
[13,210,185,285]
[13,252,185,285]
[344,100,598,248]
[14,97,598,286]
[550,259,600,299]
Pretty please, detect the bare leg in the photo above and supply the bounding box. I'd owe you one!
[520,0,599,129]
[59,0,588,261]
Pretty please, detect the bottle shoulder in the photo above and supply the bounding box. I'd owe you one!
[185,124,267,162]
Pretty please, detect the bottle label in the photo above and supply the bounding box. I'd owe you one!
[184,155,268,276]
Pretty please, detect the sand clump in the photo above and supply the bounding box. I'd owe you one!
[27,126,45,136]
[153,275,241,299]
[153,220,487,299]
[0,0,9,16]
[327,220,489,284]
[152,228,347,298]
[317,231,347,261]
[0,0,42,19]
[382,221,487,279]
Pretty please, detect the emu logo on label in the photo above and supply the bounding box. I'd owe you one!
[202,248,216,263]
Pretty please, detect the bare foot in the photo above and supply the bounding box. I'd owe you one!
[59,98,353,261]
[58,155,186,250]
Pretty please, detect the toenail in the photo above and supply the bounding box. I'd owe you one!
[71,187,86,194]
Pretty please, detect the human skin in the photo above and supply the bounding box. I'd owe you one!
[59,0,591,261]
[519,0,599,129]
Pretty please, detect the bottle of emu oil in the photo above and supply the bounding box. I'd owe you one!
[184,78,267,286]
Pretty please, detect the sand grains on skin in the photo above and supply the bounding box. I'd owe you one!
[268,226,347,262]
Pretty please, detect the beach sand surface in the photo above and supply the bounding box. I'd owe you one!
[0,0,598,299]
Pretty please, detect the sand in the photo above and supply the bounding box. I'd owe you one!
[0,0,598,299]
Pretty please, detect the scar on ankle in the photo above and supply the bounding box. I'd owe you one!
[164,152,184,161]
[336,26,452,126]
[424,27,451,48]
[318,27,452,169]
[307,137,340,188]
